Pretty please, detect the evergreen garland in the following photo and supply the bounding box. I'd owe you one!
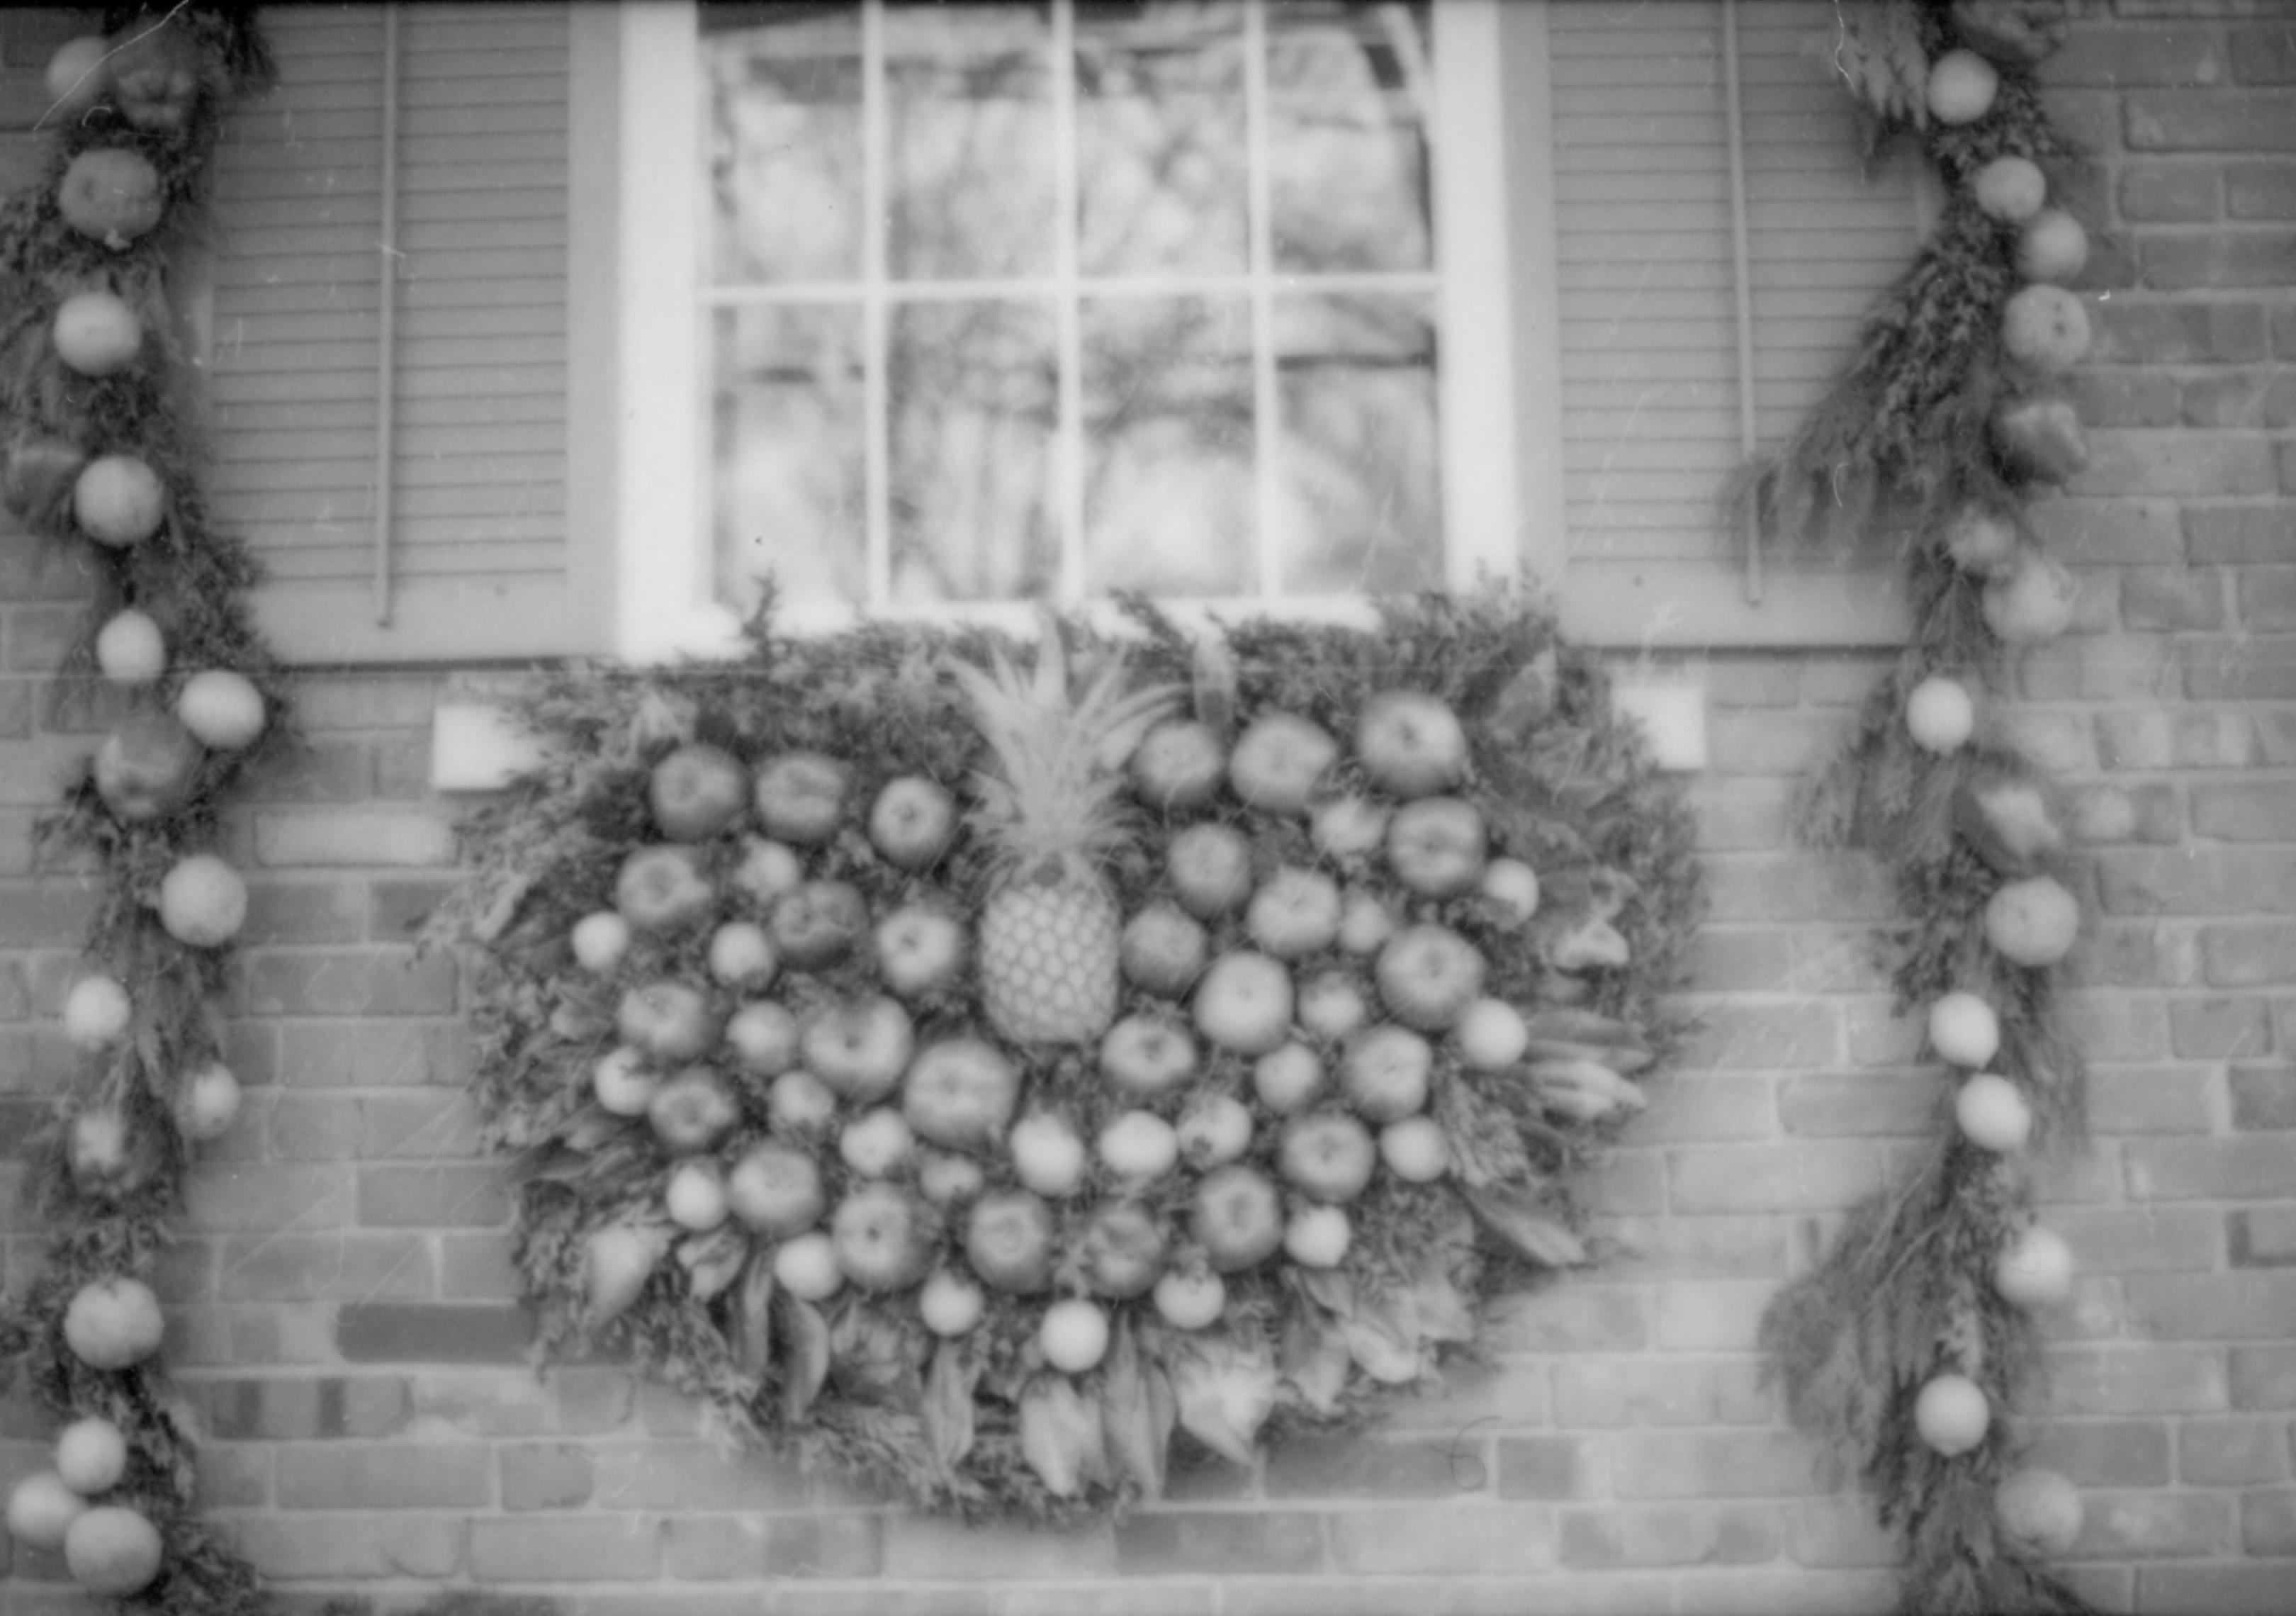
[1,8,284,1611]
[1755,2,2098,1611]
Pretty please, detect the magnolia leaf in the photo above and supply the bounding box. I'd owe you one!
[779,1292,831,1423]
[1410,1267,1478,1345]
[1465,1185,1590,1268]
[675,1225,750,1303]
[1170,1336,1276,1467]
[1345,1281,1424,1385]
[1100,1315,1171,1500]
[923,1341,980,1475]
[1191,627,1240,735]
[830,1299,923,1405]
[1278,1303,1351,1415]
[581,1222,670,1330]
[1298,1267,1354,1320]
[731,1252,775,1381]
[1019,1373,1107,1499]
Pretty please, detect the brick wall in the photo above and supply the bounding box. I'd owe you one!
[3,5,2290,1613]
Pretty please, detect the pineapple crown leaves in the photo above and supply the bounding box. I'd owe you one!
[950,619,1181,878]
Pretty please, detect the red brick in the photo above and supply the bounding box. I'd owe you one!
[2138,1564,2296,1616]
[2069,1489,2237,1558]
[2127,1272,2296,1338]
[2042,1345,2231,1415]
[500,1442,597,1510]
[2059,1206,2226,1274]
[880,1517,1116,1580]
[1672,1001,1842,1070]
[2205,924,2296,987]
[2027,1420,2175,1486]
[2085,1065,2217,1133]
[2189,505,2295,561]
[2233,1207,2296,1267]
[2127,566,2230,628]
[2237,566,2296,629]
[337,1303,534,1363]
[666,1515,882,1581]
[2185,636,2296,698]
[240,877,369,946]
[1562,1500,1777,1569]
[2170,994,2275,1057]
[1667,1143,1886,1215]
[468,1516,660,1583]
[1619,1074,1774,1143]
[1782,1497,1898,1569]
[2119,162,2221,221]
[2232,1062,2296,1127]
[2231,1346,2296,1409]
[243,948,458,1016]
[1592,1215,1789,1283]
[254,808,457,869]
[2241,1491,2296,1555]
[2182,1416,2291,1483]
[1697,853,1894,924]
[276,1442,490,1510]
[439,1230,522,1299]
[1551,1357,1769,1428]
[2071,431,2279,497]
[185,1165,351,1232]
[2129,1137,2296,1201]
[359,1162,508,1227]
[357,1089,485,1158]
[2193,780,2296,841]
[2095,706,2258,769]
[2228,159,2296,215]
[1701,709,1836,776]
[1493,1435,1596,1500]
[235,739,372,804]
[1683,777,1793,851]
[265,1095,364,1161]
[278,1018,475,1087]
[229,1513,467,1580]
[2061,994,2174,1061]
[220,1231,436,1302]
[0,879,97,947]
[191,1375,411,1440]
[2090,301,2268,364]
[2095,848,2296,916]
[2129,91,2296,150]
[409,1367,632,1437]
[1265,1433,1481,1499]
[2229,23,2296,82]
[1777,1073,1932,1138]
[588,1440,809,1510]
[291,673,445,731]
[2043,24,2229,89]
[2139,228,2296,287]
[1610,1430,1825,1500]
[1113,1510,1324,1576]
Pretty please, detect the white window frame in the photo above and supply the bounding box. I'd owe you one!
[587,0,1539,662]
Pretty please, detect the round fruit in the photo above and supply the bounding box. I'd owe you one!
[69,1110,142,1201]
[767,880,870,969]
[64,975,133,1050]
[1913,1373,1989,1457]
[2001,285,2090,374]
[157,853,247,948]
[1099,1012,1200,1098]
[916,1149,987,1206]
[1252,1041,1326,1114]
[1336,889,1397,955]
[647,1066,741,1154]
[53,291,143,377]
[831,1184,933,1291]
[1166,822,1255,919]
[773,1231,844,1301]
[64,1504,164,1595]
[1994,1225,2075,1308]
[726,1143,826,1236]
[1278,1111,1378,1203]
[592,1046,659,1117]
[59,148,164,247]
[95,711,201,822]
[1984,875,2079,967]
[966,1191,1057,1294]
[649,743,748,841]
[62,1279,165,1370]
[1374,925,1487,1032]
[838,1107,916,1178]
[616,980,718,1062]
[801,996,915,1103]
[1191,1165,1285,1272]
[55,1418,130,1496]
[1954,1074,2034,1153]
[108,19,203,135]
[1246,866,1344,958]
[570,911,631,974]
[1310,795,1389,860]
[172,1060,241,1142]
[1379,1116,1450,1183]
[175,670,266,750]
[753,751,850,844]
[1996,1468,2083,1555]
[1982,549,2079,644]
[1283,1203,1352,1268]
[614,846,716,933]
[1928,992,2000,1069]
[45,36,111,119]
[1384,796,1488,898]
[1080,1200,1170,1298]
[1010,1111,1088,1198]
[875,904,968,998]
[1176,1092,1254,1170]
[1120,903,1208,997]
[1972,156,2046,224]
[1152,1268,1227,1331]
[665,1159,731,1231]
[1296,972,1368,1040]
[73,455,167,546]
[726,1001,802,1079]
[1340,1025,1433,1122]
[1452,998,1530,1072]
[1228,712,1338,815]
[1479,858,1542,927]
[919,1269,986,1337]
[1926,48,1999,125]
[1942,505,2020,578]
[1904,676,1976,754]
[4,434,88,524]
[1356,690,1469,798]
[2016,210,2088,285]
[1130,719,1226,810]
[867,775,957,870]
[1193,950,1295,1057]
[731,837,804,905]
[904,1036,1021,1150]
[1098,1110,1180,1182]
[706,921,775,988]
[1040,1298,1110,1374]
[6,1471,88,1551]
[94,610,164,685]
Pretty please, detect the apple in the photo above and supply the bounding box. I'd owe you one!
[832,1184,933,1291]
[920,1269,986,1336]
[650,743,748,841]
[1284,1203,1352,1268]
[1478,858,1541,928]
[1245,866,1344,958]
[647,1065,742,1153]
[753,751,850,844]
[94,610,163,685]
[774,1231,843,1301]
[868,775,957,870]
[1340,1026,1433,1121]
[1098,1110,1181,1182]
[1081,1199,1170,1298]
[1176,1092,1254,1169]
[1191,1165,1285,1272]
[1229,712,1338,815]
[1193,951,1295,1057]
[1356,690,1468,798]
[1167,823,1255,920]
[174,669,266,751]
[665,1158,731,1230]
[1130,719,1227,810]
[903,1036,1021,1150]
[801,996,916,1102]
[708,921,777,988]
[1336,889,1397,955]
[1296,972,1369,1040]
[917,1148,988,1206]
[767,880,870,971]
[1153,1267,1227,1330]
[7,1472,88,1552]
[965,1190,1057,1294]
[55,1416,129,1496]
[731,837,805,905]
[614,846,716,933]
[1099,1012,1200,1098]
[1121,902,1210,997]
[69,1110,137,1199]
[64,976,132,1051]
[766,1069,839,1132]
[1311,794,1390,860]
[172,1060,242,1142]
[839,1106,916,1177]
[93,710,201,823]
[1010,1111,1089,1197]
[1040,1298,1111,1374]
[571,911,631,974]
[1385,797,1487,898]
[1379,1116,1451,1182]
[1374,925,1488,1032]
[726,1142,826,1235]
[1452,997,1530,1072]
[617,980,720,1062]
[875,904,967,998]
[1278,1111,1378,1203]
[592,1046,660,1117]
[1252,1041,1326,1114]
[725,1000,801,1077]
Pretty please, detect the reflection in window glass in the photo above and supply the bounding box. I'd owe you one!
[711,305,867,612]
[1267,2,1431,274]
[1276,293,1440,594]
[889,301,1059,602]
[1083,296,1254,595]
[888,4,1055,281]
[1075,3,1247,278]
[704,8,862,284]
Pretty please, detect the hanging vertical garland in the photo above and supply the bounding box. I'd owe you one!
[1755,2,2097,1613]
[1,8,283,1612]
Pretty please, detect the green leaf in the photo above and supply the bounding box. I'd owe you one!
[1170,1335,1276,1466]
[1019,1373,1108,1498]
[675,1225,750,1303]
[1464,1184,1589,1268]
[779,1291,830,1422]
[1278,1303,1351,1415]
[923,1340,980,1476]
[731,1252,775,1382]
[1099,1314,1171,1500]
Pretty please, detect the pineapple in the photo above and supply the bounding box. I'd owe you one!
[953,624,1178,1048]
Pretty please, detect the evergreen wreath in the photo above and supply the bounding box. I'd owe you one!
[429,596,1703,1520]
[1,6,286,1611]
[1753,2,2099,1612]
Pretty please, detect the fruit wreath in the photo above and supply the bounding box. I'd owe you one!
[432,597,1701,1518]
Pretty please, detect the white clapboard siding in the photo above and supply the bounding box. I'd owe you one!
[205,3,596,660]
[1550,0,1915,634]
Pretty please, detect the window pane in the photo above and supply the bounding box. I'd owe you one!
[1075,3,1248,278]
[888,4,1056,281]
[1082,295,1254,595]
[1267,1,1432,274]
[1276,292,1439,594]
[889,301,1058,602]
[704,5,863,284]
[711,305,867,614]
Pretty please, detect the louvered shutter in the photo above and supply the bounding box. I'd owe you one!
[1543,0,1914,647]
[206,3,607,662]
